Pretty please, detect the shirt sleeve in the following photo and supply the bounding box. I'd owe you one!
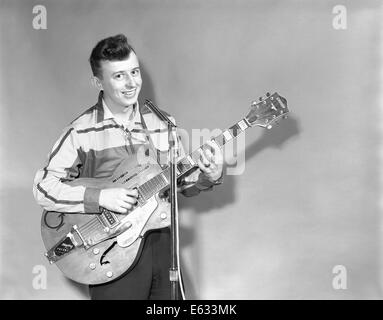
[33,126,101,213]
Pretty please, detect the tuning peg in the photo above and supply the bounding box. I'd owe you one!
[266,92,270,97]
[259,97,263,101]
[267,125,272,129]
[282,115,288,120]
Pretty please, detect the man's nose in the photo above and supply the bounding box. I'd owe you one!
[125,75,136,87]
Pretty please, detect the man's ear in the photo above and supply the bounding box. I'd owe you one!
[91,76,103,90]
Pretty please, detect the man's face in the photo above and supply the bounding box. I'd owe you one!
[97,51,142,110]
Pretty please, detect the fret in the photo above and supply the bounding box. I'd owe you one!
[162,167,170,182]
[160,172,169,184]
[135,118,252,205]
[137,187,146,205]
[142,183,152,198]
[139,173,168,201]
[154,175,167,193]
[143,181,152,194]
[177,158,193,176]
[137,185,148,201]
[154,175,165,189]
[213,134,224,148]
[148,177,156,189]
[160,175,167,188]
[187,155,195,166]
[147,181,155,196]
[238,119,249,131]
[222,130,233,142]
[147,177,156,193]
[229,123,241,138]
[190,149,202,165]
[138,185,149,201]
[200,144,210,152]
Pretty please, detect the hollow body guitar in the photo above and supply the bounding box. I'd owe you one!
[41,92,289,285]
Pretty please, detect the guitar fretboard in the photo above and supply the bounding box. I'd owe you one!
[136,118,251,203]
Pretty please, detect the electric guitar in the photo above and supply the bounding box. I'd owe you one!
[41,92,289,285]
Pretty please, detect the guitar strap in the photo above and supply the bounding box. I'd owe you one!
[138,104,170,169]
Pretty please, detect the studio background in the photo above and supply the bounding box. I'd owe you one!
[0,0,382,299]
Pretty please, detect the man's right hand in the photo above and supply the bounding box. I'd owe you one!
[99,188,139,214]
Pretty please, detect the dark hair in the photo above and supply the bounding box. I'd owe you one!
[89,34,135,78]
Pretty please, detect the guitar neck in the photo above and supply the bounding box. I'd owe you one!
[136,117,251,203]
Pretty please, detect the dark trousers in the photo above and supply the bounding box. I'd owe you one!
[89,227,180,300]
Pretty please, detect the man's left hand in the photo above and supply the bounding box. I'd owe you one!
[197,140,223,183]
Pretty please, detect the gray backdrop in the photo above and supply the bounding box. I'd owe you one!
[0,0,382,299]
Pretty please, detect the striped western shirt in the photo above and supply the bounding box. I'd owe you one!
[33,91,216,214]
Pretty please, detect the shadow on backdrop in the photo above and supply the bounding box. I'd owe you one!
[180,114,301,213]
[177,114,300,299]
[245,115,300,161]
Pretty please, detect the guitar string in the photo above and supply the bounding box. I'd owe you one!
[80,224,105,241]
[81,221,104,236]
[76,130,238,243]
[78,219,102,237]
[77,134,231,241]
[78,219,100,232]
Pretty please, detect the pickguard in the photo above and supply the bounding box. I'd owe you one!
[116,196,158,247]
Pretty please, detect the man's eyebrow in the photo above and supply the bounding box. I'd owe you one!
[112,70,125,75]
[112,67,140,75]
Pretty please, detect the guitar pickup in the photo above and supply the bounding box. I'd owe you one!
[99,207,119,229]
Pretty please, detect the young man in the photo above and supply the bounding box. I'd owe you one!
[33,34,223,299]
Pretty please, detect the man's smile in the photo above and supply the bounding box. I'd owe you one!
[121,89,136,98]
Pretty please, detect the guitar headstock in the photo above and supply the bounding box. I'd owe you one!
[245,92,289,129]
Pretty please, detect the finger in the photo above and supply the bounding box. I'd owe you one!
[124,196,138,205]
[199,156,216,170]
[113,205,129,214]
[206,140,223,165]
[125,188,139,198]
[118,200,133,210]
[198,149,210,167]
[197,158,212,173]
[205,140,221,155]
[204,149,215,164]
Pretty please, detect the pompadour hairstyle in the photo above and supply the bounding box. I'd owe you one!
[89,34,135,78]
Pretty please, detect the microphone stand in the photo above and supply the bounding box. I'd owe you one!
[144,100,180,300]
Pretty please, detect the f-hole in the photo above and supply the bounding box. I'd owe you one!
[100,241,117,265]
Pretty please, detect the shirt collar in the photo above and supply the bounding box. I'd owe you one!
[101,99,115,121]
[99,92,141,127]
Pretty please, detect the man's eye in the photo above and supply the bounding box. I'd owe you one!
[114,74,124,80]
[132,69,140,76]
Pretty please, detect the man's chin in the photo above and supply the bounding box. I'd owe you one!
[120,97,138,107]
